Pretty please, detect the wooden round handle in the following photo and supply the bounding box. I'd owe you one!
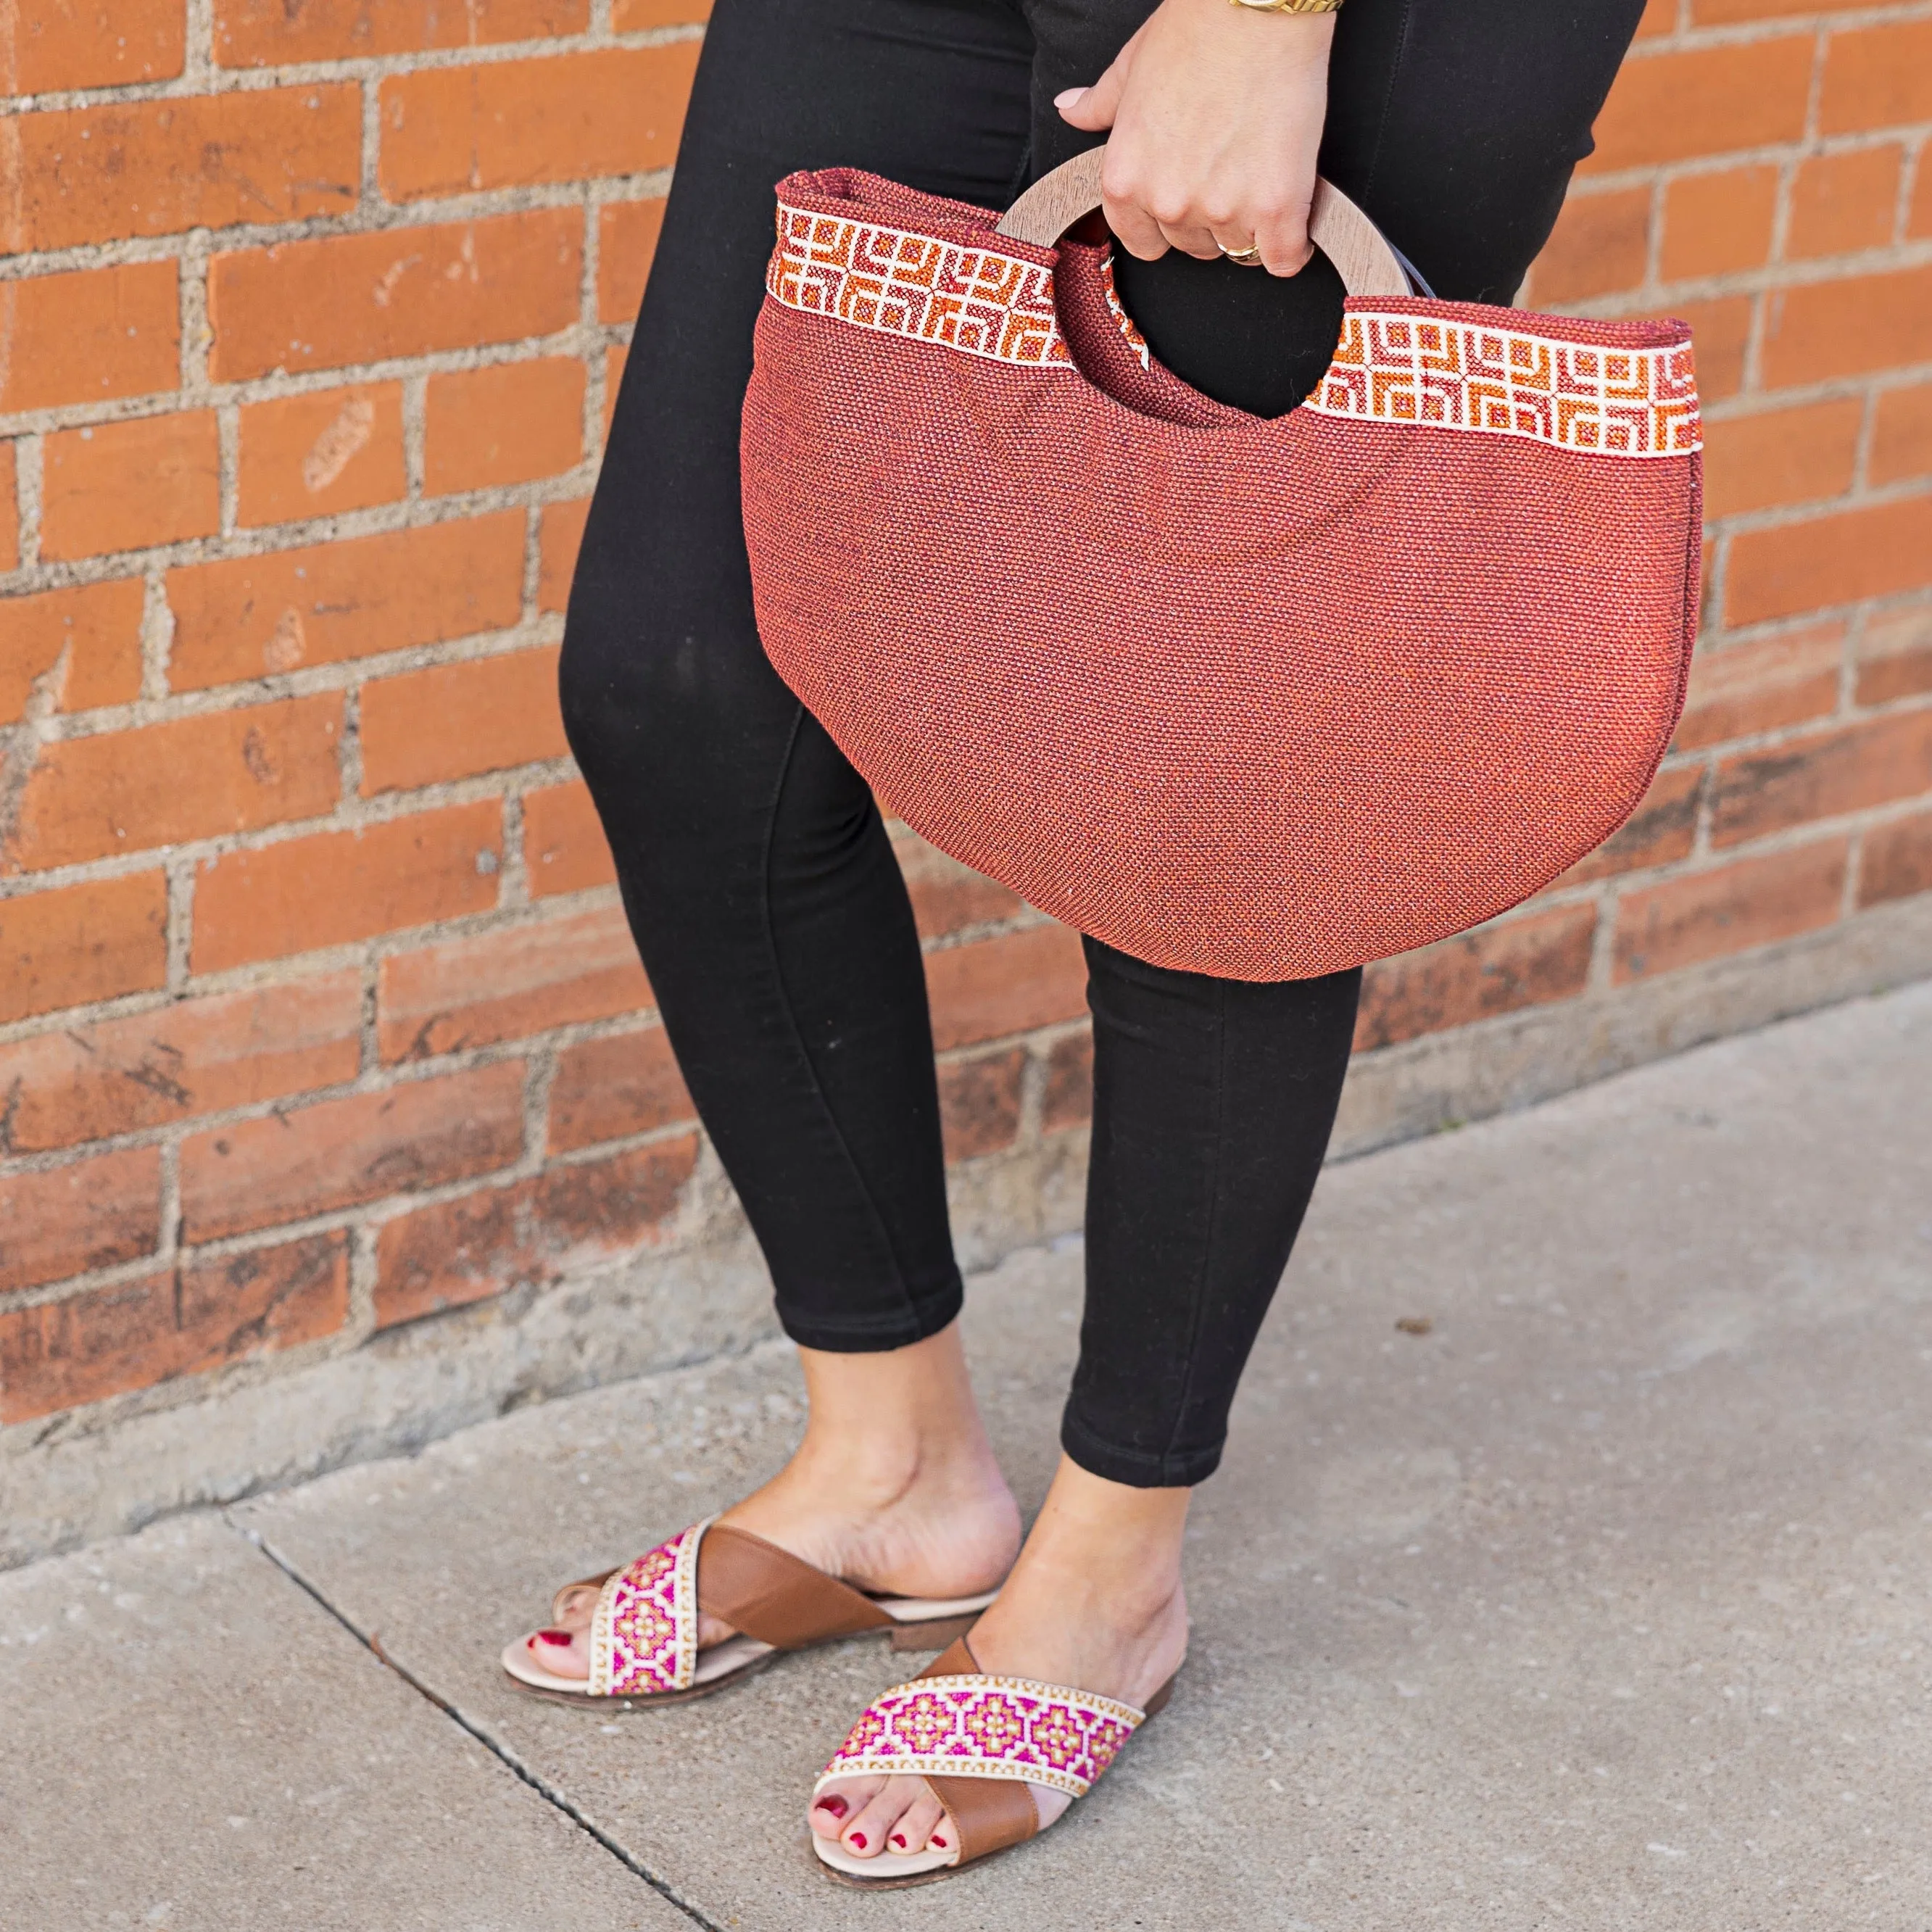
[994,146,1411,298]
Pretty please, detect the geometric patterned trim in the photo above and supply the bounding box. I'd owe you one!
[1301,308,1702,455]
[766,199,1700,459]
[586,1517,713,1696]
[768,201,1073,370]
[817,1672,1146,1802]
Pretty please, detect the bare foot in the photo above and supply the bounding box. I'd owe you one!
[524,1322,1020,1680]
[808,1455,1190,1860]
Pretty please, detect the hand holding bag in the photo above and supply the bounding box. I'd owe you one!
[740,153,1702,980]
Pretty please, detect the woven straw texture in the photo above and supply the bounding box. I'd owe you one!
[741,170,1704,981]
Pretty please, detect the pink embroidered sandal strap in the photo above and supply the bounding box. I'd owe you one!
[818,1635,1169,1867]
[583,1520,897,1697]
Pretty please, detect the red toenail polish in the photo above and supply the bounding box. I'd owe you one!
[932,1834,947,1848]
[816,1796,847,1818]
[536,1628,574,1646]
[891,1834,906,1848]
[849,1833,866,1850]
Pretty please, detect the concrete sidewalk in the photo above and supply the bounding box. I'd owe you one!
[6,982,1928,1930]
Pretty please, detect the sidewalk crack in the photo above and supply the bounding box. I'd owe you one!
[225,1514,729,1932]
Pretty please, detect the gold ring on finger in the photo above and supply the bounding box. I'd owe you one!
[1218,241,1264,266]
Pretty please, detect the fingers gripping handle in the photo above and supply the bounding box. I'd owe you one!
[994,146,1413,299]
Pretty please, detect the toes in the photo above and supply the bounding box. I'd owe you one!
[525,1625,589,1680]
[809,1776,881,1841]
[889,1787,947,1857]
[550,1582,601,1625]
[840,1774,923,1860]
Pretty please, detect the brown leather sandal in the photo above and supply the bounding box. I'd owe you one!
[500,1517,999,1707]
[808,1634,1177,1886]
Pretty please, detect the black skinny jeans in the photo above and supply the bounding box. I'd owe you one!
[560,0,1644,1486]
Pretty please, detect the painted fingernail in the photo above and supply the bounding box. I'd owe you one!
[891,1833,907,1849]
[931,1833,948,1848]
[815,1796,847,1818]
[848,1833,866,1850]
[535,1628,574,1646]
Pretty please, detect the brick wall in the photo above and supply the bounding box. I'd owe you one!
[1,1,1928,1491]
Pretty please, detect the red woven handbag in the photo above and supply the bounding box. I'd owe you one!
[740,154,1702,980]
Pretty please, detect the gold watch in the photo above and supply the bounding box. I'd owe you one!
[1229,0,1345,13]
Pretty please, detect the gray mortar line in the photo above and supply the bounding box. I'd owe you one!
[228,1516,731,1932]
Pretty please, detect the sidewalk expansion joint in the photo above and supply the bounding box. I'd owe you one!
[225,1514,731,1932]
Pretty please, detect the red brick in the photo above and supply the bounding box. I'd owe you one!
[180,1062,526,1243]
[6,695,341,875]
[1870,382,1932,489]
[1353,905,1596,1052]
[924,921,1087,1052]
[1041,1028,1093,1133]
[1786,146,1903,260]
[0,1145,161,1297]
[1632,0,1673,34]
[131,996,364,1166]
[1858,809,1932,908]
[1693,0,1869,21]
[423,359,585,494]
[523,780,616,896]
[1523,188,1649,306]
[0,441,14,573]
[1727,496,1932,626]
[378,903,649,1063]
[167,515,526,692]
[1818,20,1932,136]
[6,1,186,91]
[1660,166,1777,282]
[1674,622,1843,751]
[191,801,504,972]
[360,647,568,795]
[1613,838,1848,981]
[547,1026,693,1153]
[378,46,699,199]
[1701,397,1862,518]
[1854,602,1932,707]
[4,88,360,254]
[0,873,167,1024]
[1556,763,1705,881]
[1760,265,1932,389]
[41,412,220,561]
[1712,710,1932,847]
[937,1047,1025,1161]
[0,261,179,415]
[215,0,586,64]
[1914,163,1932,242]
[0,1231,347,1424]
[895,835,1024,942]
[598,199,667,323]
[1674,297,1752,404]
[373,1135,697,1327]
[613,0,710,22]
[210,209,582,383]
[1585,38,1814,173]
[237,385,407,528]
[2,974,361,1156]
[0,581,144,724]
[538,497,590,615]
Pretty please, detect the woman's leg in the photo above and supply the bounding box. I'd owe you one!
[544,0,1038,1671]
[816,0,1649,1857]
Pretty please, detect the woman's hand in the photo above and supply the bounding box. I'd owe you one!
[1056,0,1334,277]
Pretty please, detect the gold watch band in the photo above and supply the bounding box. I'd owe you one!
[1229,0,1345,13]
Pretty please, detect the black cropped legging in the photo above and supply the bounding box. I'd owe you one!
[560,0,1644,1486]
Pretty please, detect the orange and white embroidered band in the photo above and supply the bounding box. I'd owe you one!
[767,197,1701,457]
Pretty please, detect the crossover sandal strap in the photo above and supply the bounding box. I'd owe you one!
[817,1635,1153,1868]
[581,1519,897,1698]
[696,1523,895,1649]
